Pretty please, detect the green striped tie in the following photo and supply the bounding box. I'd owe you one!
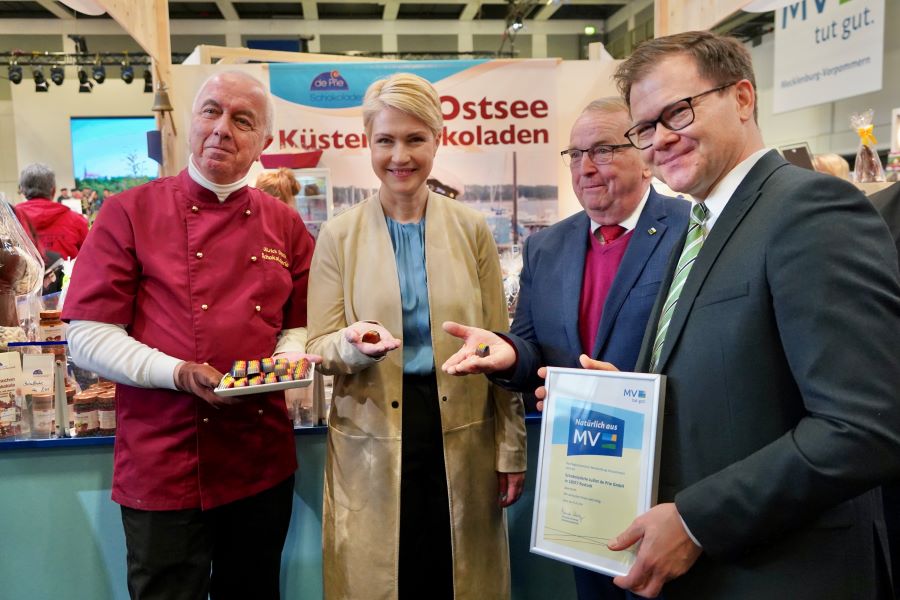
[649,202,709,372]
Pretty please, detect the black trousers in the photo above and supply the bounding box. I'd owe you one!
[121,474,295,600]
[574,566,660,600]
[398,372,454,600]
[884,484,900,599]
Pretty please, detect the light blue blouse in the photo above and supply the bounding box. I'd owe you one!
[385,216,434,374]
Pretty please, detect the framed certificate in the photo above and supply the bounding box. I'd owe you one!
[530,368,665,577]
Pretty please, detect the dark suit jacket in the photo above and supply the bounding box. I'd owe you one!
[636,151,900,599]
[496,187,689,392]
[869,181,900,599]
[870,181,900,262]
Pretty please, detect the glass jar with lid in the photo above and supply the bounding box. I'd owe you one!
[73,390,99,437]
[30,392,55,439]
[97,388,116,436]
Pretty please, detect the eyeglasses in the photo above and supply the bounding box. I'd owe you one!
[624,81,739,150]
[560,143,632,168]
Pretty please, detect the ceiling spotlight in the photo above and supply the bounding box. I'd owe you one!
[121,63,134,84]
[506,13,524,35]
[8,65,22,85]
[584,25,597,36]
[92,63,106,84]
[78,68,93,93]
[33,69,49,93]
[143,69,152,93]
[50,65,65,86]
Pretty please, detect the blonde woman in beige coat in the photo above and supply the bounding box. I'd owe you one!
[307,73,527,600]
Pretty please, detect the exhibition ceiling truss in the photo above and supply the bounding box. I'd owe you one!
[0,0,622,22]
[0,47,192,92]
[0,0,776,42]
[0,0,775,64]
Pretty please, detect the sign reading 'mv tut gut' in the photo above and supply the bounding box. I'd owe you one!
[773,0,884,113]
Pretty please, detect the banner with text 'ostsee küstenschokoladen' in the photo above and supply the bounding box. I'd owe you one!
[773,0,884,114]
[268,59,558,249]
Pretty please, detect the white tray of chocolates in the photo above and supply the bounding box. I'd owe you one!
[214,357,314,397]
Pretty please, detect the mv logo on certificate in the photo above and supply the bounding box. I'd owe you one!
[531,369,665,578]
[568,408,624,458]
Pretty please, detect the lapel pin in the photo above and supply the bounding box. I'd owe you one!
[647,227,657,235]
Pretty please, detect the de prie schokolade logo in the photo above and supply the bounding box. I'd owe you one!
[567,406,624,458]
[309,70,349,92]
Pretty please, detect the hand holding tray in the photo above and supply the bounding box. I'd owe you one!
[214,358,314,397]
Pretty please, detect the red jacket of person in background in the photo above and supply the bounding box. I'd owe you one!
[15,197,89,259]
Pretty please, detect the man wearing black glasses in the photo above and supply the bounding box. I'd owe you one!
[441,98,688,598]
[598,30,900,600]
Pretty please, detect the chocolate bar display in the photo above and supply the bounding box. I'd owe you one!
[214,357,314,397]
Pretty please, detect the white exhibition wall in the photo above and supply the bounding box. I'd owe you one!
[0,99,16,201]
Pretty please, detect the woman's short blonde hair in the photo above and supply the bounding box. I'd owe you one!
[813,153,850,180]
[362,73,443,141]
[255,167,300,205]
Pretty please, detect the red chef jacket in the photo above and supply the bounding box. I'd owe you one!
[62,170,314,510]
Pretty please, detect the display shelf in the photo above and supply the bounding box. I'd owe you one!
[0,425,329,451]
[292,167,333,240]
[0,418,535,450]
[0,436,115,450]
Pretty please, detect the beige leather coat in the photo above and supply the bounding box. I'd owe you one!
[307,192,527,600]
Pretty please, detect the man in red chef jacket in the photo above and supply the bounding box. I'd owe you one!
[62,71,316,600]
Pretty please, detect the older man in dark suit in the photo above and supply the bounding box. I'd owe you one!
[591,31,900,599]
[442,96,688,599]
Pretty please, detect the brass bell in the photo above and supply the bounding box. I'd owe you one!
[151,84,173,112]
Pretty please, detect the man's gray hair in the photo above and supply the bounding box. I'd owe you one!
[18,163,56,200]
[581,96,630,118]
[191,70,275,138]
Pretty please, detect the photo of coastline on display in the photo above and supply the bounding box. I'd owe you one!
[214,358,314,397]
[328,153,558,252]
